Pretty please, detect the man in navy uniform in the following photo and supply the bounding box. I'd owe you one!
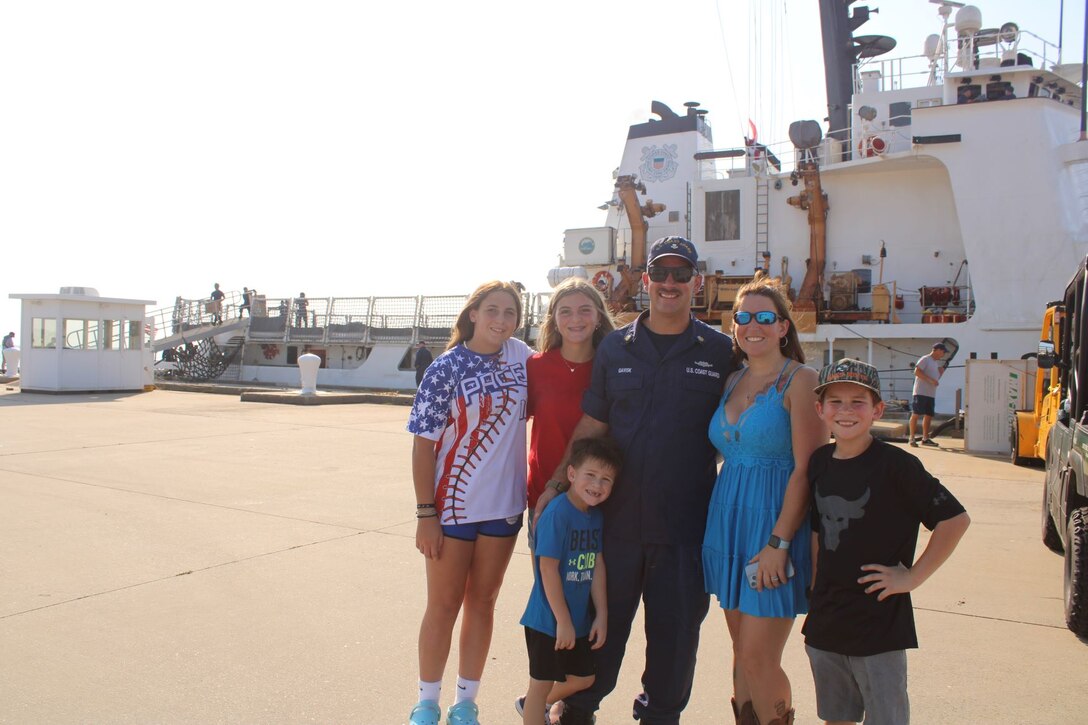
[535,237,736,724]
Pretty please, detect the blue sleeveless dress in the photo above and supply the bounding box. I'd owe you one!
[702,360,812,617]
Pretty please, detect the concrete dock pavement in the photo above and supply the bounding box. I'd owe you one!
[0,388,1085,724]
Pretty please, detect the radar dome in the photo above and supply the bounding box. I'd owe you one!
[955,6,982,35]
[924,34,941,61]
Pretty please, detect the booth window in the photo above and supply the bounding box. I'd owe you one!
[103,320,121,350]
[127,321,142,350]
[31,318,57,349]
[64,319,99,350]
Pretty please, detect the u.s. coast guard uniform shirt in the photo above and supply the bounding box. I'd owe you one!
[407,338,530,525]
[582,312,734,545]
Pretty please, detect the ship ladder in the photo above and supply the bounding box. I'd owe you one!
[754,176,771,273]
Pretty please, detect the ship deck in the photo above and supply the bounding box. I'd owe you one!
[1,387,1084,723]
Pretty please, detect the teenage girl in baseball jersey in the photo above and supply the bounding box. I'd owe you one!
[406,281,532,725]
[526,278,614,512]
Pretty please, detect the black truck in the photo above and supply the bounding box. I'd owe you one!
[1039,254,1088,638]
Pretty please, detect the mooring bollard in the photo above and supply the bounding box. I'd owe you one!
[298,353,320,395]
[2,347,20,377]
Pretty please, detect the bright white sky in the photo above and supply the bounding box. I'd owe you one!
[0,1,1081,331]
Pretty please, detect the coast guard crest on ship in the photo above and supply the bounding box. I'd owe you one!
[640,144,678,182]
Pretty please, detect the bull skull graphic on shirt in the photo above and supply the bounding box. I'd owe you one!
[815,488,870,550]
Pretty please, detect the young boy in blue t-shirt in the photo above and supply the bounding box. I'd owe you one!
[518,437,622,725]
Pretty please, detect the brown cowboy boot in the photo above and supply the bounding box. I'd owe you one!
[738,701,759,725]
[765,708,795,725]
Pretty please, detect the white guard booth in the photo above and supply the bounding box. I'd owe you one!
[9,287,156,393]
[964,358,1037,454]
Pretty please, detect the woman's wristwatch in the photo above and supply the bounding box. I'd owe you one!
[768,534,791,550]
[547,479,568,493]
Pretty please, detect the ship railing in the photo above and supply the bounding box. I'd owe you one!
[368,296,418,343]
[696,142,793,180]
[150,292,555,350]
[854,28,1062,95]
[854,52,937,95]
[145,291,247,349]
[325,297,370,342]
[417,295,468,342]
[862,282,973,324]
[247,298,291,340]
[831,121,918,162]
[286,296,329,341]
[813,279,974,326]
[878,369,919,407]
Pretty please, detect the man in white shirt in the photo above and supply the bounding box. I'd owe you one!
[909,342,947,447]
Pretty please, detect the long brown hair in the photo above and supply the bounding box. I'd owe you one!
[732,279,805,364]
[447,281,523,351]
[537,278,615,352]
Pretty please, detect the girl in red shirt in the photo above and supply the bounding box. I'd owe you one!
[526,279,615,511]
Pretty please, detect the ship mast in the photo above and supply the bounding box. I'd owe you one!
[818,0,874,159]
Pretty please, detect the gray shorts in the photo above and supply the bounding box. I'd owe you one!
[806,645,909,724]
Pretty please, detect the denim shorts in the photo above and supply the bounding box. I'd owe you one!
[806,645,909,724]
[911,394,935,416]
[441,513,524,542]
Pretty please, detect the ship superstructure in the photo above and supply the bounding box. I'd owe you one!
[551,2,1088,412]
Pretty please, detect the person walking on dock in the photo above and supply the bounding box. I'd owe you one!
[413,341,433,388]
[909,343,947,447]
[1,331,14,374]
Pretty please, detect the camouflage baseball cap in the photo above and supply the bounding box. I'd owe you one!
[814,358,882,401]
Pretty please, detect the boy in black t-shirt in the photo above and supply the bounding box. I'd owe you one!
[804,359,970,724]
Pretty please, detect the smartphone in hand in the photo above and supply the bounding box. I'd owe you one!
[746,559,795,588]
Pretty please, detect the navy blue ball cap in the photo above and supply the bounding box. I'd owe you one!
[647,236,698,268]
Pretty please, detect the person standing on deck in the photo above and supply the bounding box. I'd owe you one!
[209,283,225,325]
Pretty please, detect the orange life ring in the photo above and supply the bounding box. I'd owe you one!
[592,270,615,290]
[858,135,887,158]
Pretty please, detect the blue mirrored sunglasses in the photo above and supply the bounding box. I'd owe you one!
[732,310,781,325]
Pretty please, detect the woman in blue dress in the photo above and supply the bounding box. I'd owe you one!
[703,280,827,725]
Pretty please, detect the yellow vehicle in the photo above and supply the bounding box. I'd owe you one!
[1011,301,1065,466]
